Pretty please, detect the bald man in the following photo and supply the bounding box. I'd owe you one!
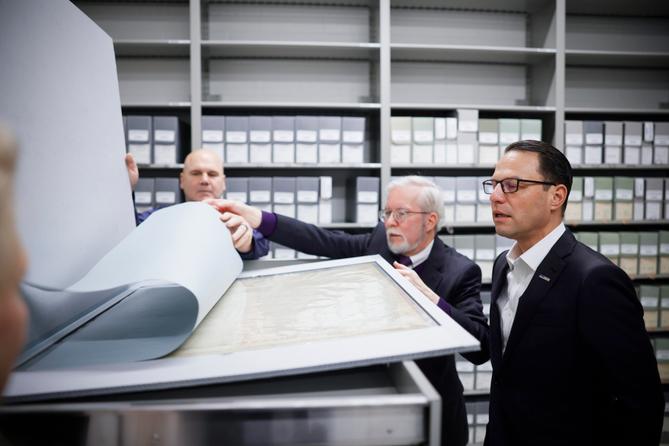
[127,149,268,259]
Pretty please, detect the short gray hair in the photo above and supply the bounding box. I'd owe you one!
[387,176,445,230]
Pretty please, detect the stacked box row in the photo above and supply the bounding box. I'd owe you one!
[202,115,369,164]
[564,120,669,166]
[391,110,542,165]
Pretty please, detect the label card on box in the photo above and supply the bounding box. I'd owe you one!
[155,191,176,204]
[250,130,271,143]
[297,190,318,203]
[226,131,247,144]
[128,144,151,164]
[135,192,151,205]
[274,192,294,204]
[154,130,175,143]
[250,190,271,203]
[357,191,378,203]
[128,129,149,142]
[202,130,223,143]
[296,130,317,143]
[154,145,177,164]
[273,130,294,142]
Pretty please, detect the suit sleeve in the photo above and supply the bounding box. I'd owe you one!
[445,261,489,365]
[239,230,270,260]
[578,263,664,445]
[135,208,154,226]
[267,214,374,259]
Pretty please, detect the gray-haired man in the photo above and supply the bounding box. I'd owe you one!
[208,175,489,446]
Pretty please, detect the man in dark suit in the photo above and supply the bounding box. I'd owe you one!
[483,140,663,445]
[209,175,489,446]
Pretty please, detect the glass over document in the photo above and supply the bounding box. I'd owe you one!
[174,262,436,357]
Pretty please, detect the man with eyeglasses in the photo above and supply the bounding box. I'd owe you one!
[483,140,662,446]
[207,175,489,446]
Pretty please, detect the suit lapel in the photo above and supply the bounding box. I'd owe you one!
[378,232,444,290]
[502,231,576,362]
[490,253,509,370]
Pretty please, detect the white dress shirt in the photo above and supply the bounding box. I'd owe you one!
[408,240,434,268]
[497,223,566,352]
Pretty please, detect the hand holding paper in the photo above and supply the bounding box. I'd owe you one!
[206,198,263,228]
[222,212,254,253]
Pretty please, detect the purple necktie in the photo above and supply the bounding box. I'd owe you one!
[397,255,413,267]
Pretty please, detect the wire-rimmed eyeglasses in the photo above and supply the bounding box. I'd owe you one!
[482,178,556,194]
[379,208,430,223]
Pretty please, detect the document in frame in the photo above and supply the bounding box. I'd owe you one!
[5,256,480,402]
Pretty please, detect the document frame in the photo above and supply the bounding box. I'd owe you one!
[5,255,479,402]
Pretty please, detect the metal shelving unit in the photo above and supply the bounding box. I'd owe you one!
[72,0,668,262]
[45,2,669,444]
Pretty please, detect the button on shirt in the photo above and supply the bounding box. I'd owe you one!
[497,223,565,352]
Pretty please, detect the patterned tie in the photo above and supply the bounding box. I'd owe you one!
[396,254,413,267]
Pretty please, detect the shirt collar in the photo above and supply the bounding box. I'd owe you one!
[506,223,566,272]
[409,239,434,268]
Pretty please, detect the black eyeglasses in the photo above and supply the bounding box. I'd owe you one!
[379,208,430,223]
[482,178,556,194]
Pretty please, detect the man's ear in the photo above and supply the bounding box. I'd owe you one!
[179,172,184,191]
[551,184,568,211]
[426,212,439,232]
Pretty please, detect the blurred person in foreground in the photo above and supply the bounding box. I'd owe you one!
[0,125,28,392]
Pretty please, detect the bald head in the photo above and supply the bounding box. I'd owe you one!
[179,149,226,201]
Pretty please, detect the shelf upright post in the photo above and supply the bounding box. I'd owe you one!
[379,0,392,205]
[190,0,202,151]
[555,0,566,150]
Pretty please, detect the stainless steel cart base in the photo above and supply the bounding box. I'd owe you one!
[0,361,442,446]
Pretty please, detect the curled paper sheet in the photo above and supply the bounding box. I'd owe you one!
[19,202,242,371]
[70,202,242,326]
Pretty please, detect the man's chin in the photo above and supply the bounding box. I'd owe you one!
[192,193,214,201]
[387,241,409,255]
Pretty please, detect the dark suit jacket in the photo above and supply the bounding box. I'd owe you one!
[486,230,664,446]
[269,215,490,445]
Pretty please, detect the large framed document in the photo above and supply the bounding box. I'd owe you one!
[5,204,479,402]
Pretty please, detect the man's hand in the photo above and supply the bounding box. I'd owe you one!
[125,153,139,191]
[205,198,262,229]
[393,262,440,305]
[222,212,254,253]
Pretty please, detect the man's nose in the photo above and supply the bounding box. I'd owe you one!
[200,174,210,184]
[489,182,505,203]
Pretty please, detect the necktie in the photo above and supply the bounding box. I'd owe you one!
[397,255,413,267]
